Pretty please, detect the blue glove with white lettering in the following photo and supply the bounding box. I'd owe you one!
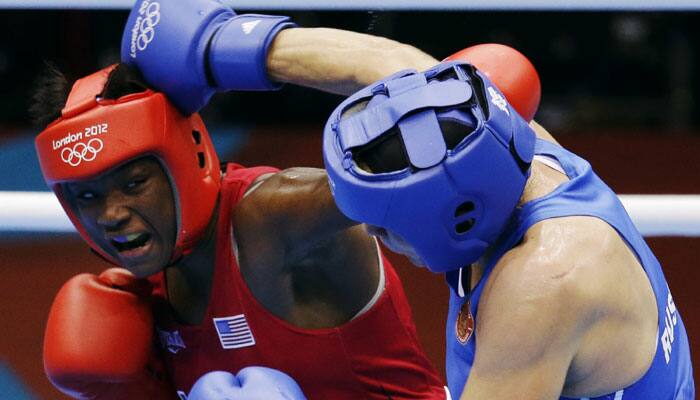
[121,0,296,115]
[188,367,307,400]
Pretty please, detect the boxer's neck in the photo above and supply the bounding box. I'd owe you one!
[519,158,569,206]
[165,206,219,325]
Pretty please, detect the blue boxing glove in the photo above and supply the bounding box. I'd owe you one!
[188,367,307,400]
[121,0,296,114]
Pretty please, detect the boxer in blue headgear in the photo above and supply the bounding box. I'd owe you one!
[324,61,535,273]
[324,61,694,400]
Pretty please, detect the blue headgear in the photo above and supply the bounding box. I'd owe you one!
[323,61,536,273]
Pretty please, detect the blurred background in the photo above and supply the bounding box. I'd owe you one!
[0,4,698,399]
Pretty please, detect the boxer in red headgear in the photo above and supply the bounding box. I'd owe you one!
[36,63,448,400]
[36,65,220,274]
[34,13,451,399]
[34,2,550,399]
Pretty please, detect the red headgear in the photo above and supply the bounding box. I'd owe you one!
[35,65,221,264]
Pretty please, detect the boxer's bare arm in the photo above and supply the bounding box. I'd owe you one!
[267,27,438,95]
[237,167,361,259]
[269,30,558,143]
[232,168,378,324]
[459,214,658,399]
[459,240,595,400]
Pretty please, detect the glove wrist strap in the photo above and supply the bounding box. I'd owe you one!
[209,14,297,91]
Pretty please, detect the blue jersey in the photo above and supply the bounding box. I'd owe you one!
[444,139,694,399]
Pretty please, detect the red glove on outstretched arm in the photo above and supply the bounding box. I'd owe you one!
[446,43,541,121]
[43,268,176,400]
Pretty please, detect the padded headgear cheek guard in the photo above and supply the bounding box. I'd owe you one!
[35,65,221,265]
[323,61,536,273]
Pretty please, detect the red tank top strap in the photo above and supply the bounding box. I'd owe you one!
[215,162,280,275]
[222,163,279,205]
[206,162,281,316]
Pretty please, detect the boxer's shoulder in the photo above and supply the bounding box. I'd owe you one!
[487,218,658,394]
[484,216,634,319]
[474,218,632,363]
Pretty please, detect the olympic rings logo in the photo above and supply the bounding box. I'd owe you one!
[60,138,104,167]
[136,1,160,51]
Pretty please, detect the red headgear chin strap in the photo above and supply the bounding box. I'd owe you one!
[35,65,221,265]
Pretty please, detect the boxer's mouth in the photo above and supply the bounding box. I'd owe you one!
[110,232,152,252]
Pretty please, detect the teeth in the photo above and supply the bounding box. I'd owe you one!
[111,232,151,253]
[113,233,142,243]
[113,236,128,243]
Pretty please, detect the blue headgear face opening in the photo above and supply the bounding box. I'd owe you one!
[323,61,536,273]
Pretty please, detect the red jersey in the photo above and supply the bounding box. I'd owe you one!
[150,164,446,399]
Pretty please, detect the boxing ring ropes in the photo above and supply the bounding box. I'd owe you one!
[1,192,698,237]
[1,0,698,237]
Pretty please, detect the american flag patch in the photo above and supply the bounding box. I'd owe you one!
[213,314,256,350]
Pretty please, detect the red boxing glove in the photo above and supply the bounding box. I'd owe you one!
[43,268,175,400]
[445,43,541,121]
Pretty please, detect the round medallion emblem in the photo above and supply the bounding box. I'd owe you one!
[456,300,474,344]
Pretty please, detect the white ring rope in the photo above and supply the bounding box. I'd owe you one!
[0,192,698,236]
[5,0,700,11]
